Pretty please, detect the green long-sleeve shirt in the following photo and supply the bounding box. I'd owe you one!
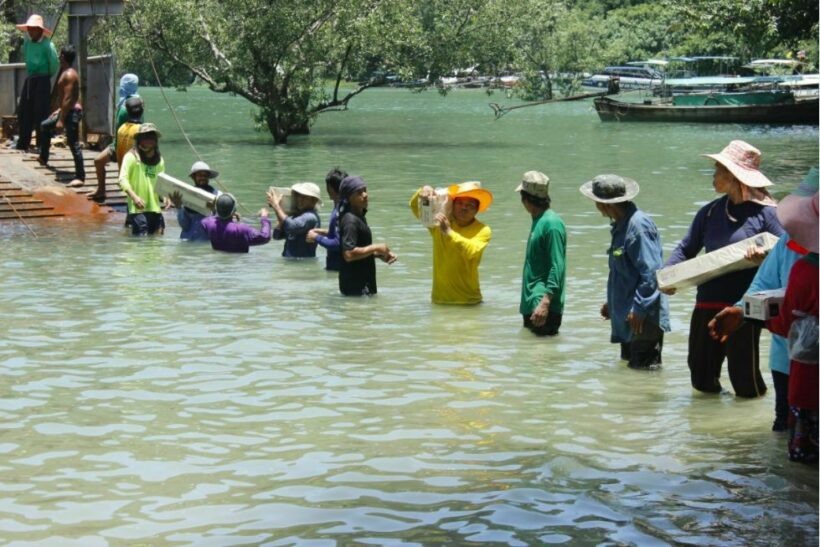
[23,36,58,77]
[519,209,566,315]
[118,151,165,214]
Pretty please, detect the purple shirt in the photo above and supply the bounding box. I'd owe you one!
[201,216,271,253]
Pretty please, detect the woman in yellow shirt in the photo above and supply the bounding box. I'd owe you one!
[409,182,493,304]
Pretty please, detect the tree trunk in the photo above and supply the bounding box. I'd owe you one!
[289,120,310,135]
[265,111,289,144]
[263,110,312,143]
[544,73,554,100]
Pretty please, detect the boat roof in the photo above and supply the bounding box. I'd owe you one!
[777,74,820,87]
[663,76,758,86]
[746,59,803,67]
[603,65,659,70]
[668,56,739,63]
[626,60,669,66]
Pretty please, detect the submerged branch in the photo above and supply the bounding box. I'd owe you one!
[490,90,607,119]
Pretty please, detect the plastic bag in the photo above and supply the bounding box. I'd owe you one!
[788,310,818,364]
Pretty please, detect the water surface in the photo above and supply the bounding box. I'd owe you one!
[0,87,817,545]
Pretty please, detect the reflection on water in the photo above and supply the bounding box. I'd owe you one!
[0,88,817,544]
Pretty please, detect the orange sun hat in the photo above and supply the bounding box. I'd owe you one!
[448,181,493,212]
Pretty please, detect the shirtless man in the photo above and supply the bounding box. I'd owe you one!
[38,44,85,187]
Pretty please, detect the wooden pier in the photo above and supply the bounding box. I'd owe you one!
[0,144,124,222]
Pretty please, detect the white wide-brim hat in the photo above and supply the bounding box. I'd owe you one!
[291,182,323,204]
[189,160,219,179]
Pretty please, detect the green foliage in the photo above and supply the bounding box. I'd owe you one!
[596,4,678,65]
[120,0,524,143]
[99,0,816,143]
[663,0,816,59]
[510,0,603,99]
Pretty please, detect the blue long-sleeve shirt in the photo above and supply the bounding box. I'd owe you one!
[665,195,784,304]
[273,210,320,258]
[177,185,218,241]
[735,235,804,374]
[315,205,341,271]
[607,203,670,343]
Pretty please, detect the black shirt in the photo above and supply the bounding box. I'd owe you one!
[339,211,377,296]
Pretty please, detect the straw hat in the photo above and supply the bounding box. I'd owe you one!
[291,182,322,204]
[579,174,640,203]
[776,167,819,253]
[189,160,218,179]
[702,140,773,188]
[136,122,161,139]
[448,181,493,212]
[16,14,52,37]
[515,171,550,199]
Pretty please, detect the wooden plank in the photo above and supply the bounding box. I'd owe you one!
[0,203,58,212]
[0,198,42,205]
[0,211,63,219]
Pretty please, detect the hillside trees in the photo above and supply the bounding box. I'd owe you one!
[511,1,603,99]
[666,0,818,60]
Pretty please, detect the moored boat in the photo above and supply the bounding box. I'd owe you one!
[581,65,664,91]
[593,94,818,124]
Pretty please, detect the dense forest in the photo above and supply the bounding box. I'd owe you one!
[1,0,816,142]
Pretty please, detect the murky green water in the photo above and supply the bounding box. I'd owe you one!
[0,87,817,545]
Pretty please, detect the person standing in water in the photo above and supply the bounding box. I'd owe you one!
[409,181,493,304]
[307,168,348,271]
[337,175,397,296]
[118,123,166,236]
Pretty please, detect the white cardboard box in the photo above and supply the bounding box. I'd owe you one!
[156,173,217,216]
[268,186,293,213]
[742,288,786,321]
[656,232,779,291]
[419,189,450,228]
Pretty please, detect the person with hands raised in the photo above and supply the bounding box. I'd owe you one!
[267,182,321,258]
[409,181,493,305]
[201,194,271,253]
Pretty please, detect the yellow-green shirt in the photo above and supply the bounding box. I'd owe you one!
[118,150,165,214]
[410,190,492,304]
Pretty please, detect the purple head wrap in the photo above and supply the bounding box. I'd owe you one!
[339,175,367,199]
[339,175,368,217]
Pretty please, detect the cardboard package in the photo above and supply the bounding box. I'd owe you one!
[656,232,779,291]
[156,173,216,215]
[742,288,786,321]
[419,189,450,228]
[268,186,293,213]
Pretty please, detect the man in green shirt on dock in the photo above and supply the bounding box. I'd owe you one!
[517,171,567,336]
[14,14,59,152]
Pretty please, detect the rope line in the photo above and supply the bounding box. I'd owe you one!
[146,51,254,217]
[4,195,39,238]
